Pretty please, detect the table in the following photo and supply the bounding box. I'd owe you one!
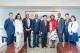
[0,42,27,53]
[57,42,78,53]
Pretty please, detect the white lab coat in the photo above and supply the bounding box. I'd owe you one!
[15,19,23,48]
[68,21,79,33]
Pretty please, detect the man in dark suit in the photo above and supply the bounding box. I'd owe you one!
[32,14,41,48]
[4,12,15,45]
[64,13,71,42]
[40,15,48,48]
[56,13,65,42]
[22,13,32,48]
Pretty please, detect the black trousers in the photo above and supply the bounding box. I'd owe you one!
[41,33,47,48]
[24,31,31,47]
[57,32,63,42]
[33,33,39,47]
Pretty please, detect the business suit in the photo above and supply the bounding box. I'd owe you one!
[56,18,65,42]
[40,20,48,48]
[32,19,41,47]
[64,19,71,42]
[4,18,15,45]
[22,18,32,47]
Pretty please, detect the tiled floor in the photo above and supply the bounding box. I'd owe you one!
[1,45,57,53]
[0,38,80,53]
[27,48,57,53]
[1,43,80,53]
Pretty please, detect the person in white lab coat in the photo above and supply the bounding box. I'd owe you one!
[68,15,79,47]
[15,13,23,49]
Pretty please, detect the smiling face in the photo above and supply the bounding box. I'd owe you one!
[71,17,75,22]
[57,13,61,18]
[43,16,47,20]
[71,16,76,22]
[50,15,55,21]
[17,15,21,19]
[9,13,13,18]
[35,14,38,19]
[25,14,29,18]
[50,16,54,20]
[43,15,47,20]
[65,15,70,20]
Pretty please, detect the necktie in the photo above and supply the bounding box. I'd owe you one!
[27,19,30,28]
[36,19,37,23]
[44,20,46,26]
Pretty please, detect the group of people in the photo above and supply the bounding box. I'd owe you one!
[4,12,79,49]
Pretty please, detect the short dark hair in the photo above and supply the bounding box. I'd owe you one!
[15,13,21,20]
[71,15,76,21]
[65,13,69,16]
[50,15,55,18]
[8,12,13,15]
[43,15,47,17]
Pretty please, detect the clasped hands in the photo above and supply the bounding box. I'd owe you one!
[26,28,31,31]
[69,32,73,35]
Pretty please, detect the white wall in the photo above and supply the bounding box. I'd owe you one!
[0,7,80,36]
[0,0,80,6]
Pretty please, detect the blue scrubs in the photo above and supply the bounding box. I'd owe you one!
[4,18,15,45]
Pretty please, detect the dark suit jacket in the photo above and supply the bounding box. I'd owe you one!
[56,18,65,33]
[64,19,71,33]
[4,18,15,34]
[22,18,32,33]
[40,20,48,34]
[32,19,41,34]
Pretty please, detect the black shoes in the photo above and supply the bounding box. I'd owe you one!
[33,46,39,48]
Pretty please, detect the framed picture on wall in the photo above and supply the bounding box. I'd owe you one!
[25,11,60,20]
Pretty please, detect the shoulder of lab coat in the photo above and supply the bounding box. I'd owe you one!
[68,21,79,33]
[72,21,79,33]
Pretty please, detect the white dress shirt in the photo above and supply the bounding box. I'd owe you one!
[36,19,38,22]
[49,22,52,31]
[68,21,79,33]
[15,19,23,33]
[44,20,47,26]
[27,18,30,28]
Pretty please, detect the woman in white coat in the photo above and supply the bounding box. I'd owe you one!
[68,15,79,47]
[15,13,23,49]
